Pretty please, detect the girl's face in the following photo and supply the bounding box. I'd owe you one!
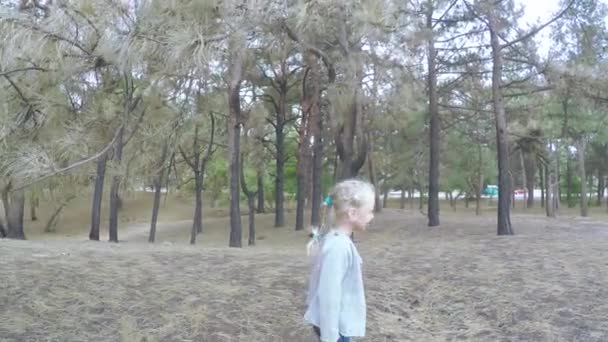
[348,201,375,232]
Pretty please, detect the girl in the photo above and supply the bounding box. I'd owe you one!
[304,179,376,342]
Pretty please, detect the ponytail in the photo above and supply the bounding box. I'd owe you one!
[306,195,334,257]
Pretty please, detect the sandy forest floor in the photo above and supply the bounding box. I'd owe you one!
[2,200,608,341]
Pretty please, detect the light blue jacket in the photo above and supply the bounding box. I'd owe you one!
[304,230,366,342]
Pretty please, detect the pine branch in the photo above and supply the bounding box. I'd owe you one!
[0,67,50,77]
[11,123,125,192]
[432,0,460,30]
[282,21,336,83]
[500,0,575,50]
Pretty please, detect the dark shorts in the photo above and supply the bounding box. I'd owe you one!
[312,326,351,342]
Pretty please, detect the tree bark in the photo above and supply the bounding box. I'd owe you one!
[191,171,203,245]
[257,171,265,214]
[540,163,545,208]
[29,194,38,221]
[489,12,514,235]
[426,2,440,227]
[297,55,318,231]
[400,188,406,209]
[308,53,324,228]
[524,152,536,208]
[367,144,382,213]
[228,101,243,247]
[247,195,255,246]
[1,188,8,234]
[194,177,204,234]
[240,158,257,246]
[335,72,367,180]
[383,190,389,209]
[109,127,124,243]
[6,190,26,240]
[149,143,168,243]
[566,151,574,207]
[597,170,604,206]
[149,175,163,243]
[546,164,555,218]
[295,174,306,231]
[578,139,588,217]
[89,153,108,241]
[228,119,243,247]
[295,132,311,232]
[476,144,484,216]
[228,45,245,248]
[274,123,286,227]
[44,195,75,233]
[520,149,527,209]
[311,129,324,226]
[409,188,414,209]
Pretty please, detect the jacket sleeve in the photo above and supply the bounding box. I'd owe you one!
[317,239,351,342]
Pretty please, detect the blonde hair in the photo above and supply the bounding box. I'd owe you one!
[307,179,375,256]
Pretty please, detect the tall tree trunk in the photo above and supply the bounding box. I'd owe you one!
[247,195,255,246]
[228,120,242,247]
[109,127,124,243]
[475,184,482,216]
[545,142,555,218]
[1,188,9,232]
[489,14,514,235]
[426,3,440,227]
[191,171,203,244]
[367,145,382,213]
[546,164,555,218]
[29,194,38,221]
[383,190,389,209]
[149,175,163,243]
[476,144,483,216]
[297,62,316,231]
[400,188,406,209]
[578,139,588,217]
[6,190,26,240]
[540,163,545,208]
[524,152,536,208]
[308,52,323,228]
[448,192,455,210]
[295,171,307,231]
[241,153,257,246]
[409,188,414,209]
[228,49,244,248]
[0,221,6,238]
[149,144,168,243]
[520,150,527,209]
[336,96,367,179]
[256,171,265,214]
[598,170,605,206]
[296,141,309,230]
[275,126,286,227]
[89,153,108,241]
[556,144,561,210]
[566,152,574,207]
[553,141,561,213]
[311,130,323,227]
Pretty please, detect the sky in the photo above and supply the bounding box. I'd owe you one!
[516,0,608,56]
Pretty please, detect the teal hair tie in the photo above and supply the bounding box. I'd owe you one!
[324,196,332,207]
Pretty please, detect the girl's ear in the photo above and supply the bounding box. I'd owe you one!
[347,207,357,221]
